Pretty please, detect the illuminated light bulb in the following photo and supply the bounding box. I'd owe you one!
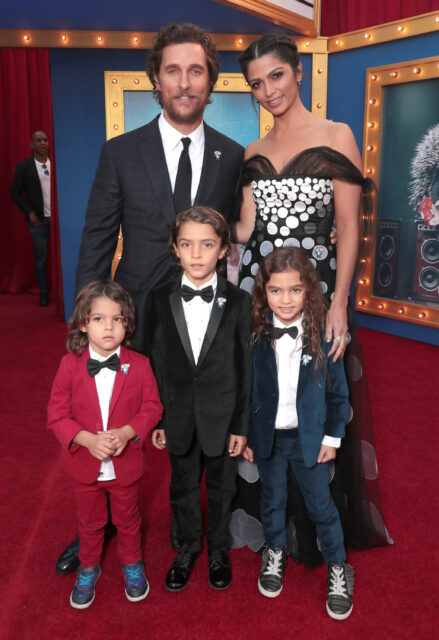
[23,34,30,41]
[358,300,366,306]
[113,101,118,107]
[223,80,229,85]
[359,278,367,285]
[335,40,340,45]
[398,307,405,314]
[367,121,375,128]
[114,124,119,130]
[371,74,377,81]
[305,41,310,47]
[369,98,376,104]
[118,255,122,260]
[265,125,271,131]
[377,303,384,310]
[413,67,421,74]
[61,35,67,42]
[364,33,371,39]
[367,168,374,175]
[360,258,367,263]
[316,103,322,109]
[112,79,117,84]
[134,78,140,84]
[133,36,138,43]
[118,234,122,239]
[418,312,426,319]
[367,145,374,151]
[238,38,244,45]
[390,71,398,78]
[97,36,103,42]
[436,16,439,22]
[318,68,323,74]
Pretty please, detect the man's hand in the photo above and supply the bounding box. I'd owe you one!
[228,434,247,457]
[317,444,336,463]
[242,446,254,462]
[103,425,136,456]
[29,211,42,227]
[151,428,167,450]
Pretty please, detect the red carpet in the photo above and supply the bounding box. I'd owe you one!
[0,294,437,640]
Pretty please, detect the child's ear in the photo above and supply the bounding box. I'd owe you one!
[219,245,228,260]
[172,243,180,259]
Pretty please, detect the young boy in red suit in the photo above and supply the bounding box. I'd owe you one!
[48,281,162,609]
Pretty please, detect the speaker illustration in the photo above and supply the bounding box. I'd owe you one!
[412,222,439,302]
[373,219,401,298]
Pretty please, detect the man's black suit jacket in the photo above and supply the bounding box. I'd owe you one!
[10,156,45,221]
[75,116,244,346]
[144,275,252,458]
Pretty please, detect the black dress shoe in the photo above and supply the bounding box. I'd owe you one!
[208,550,232,590]
[39,293,49,306]
[56,536,80,575]
[165,550,197,591]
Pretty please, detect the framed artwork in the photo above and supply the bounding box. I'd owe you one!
[356,56,439,328]
[212,0,321,36]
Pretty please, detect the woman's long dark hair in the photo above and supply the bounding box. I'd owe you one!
[252,247,327,372]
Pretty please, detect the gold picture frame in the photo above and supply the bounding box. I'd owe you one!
[356,56,439,328]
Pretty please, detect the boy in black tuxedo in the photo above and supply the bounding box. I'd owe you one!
[144,206,251,591]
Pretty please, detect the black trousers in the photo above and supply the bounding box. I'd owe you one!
[169,436,237,554]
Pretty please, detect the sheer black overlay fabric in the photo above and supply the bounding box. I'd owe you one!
[229,147,392,566]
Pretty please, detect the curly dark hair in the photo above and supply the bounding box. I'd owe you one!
[169,206,231,277]
[67,281,136,356]
[251,247,327,372]
[239,34,301,82]
[146,23,220,106]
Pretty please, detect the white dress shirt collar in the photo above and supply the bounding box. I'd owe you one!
[88,344,121,362]
[159,112,204,154]
[181,271,217,292]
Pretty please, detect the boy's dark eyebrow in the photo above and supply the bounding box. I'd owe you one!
[178,236,218,242]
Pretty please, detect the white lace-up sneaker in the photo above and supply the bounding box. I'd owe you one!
[326,562,355,620]
[258,546,287,598]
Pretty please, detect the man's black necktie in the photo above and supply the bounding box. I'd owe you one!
[87,353,120,377]
[271,326,299,340]
[173,137,192,214]
[181,284,214,303]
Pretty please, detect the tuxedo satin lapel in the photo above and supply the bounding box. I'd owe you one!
[138,118,175,226]
[197,276,227,368]
[108,346,129,418]
[194,124,220,206]
[169,289,196,369]
[80,350,102,424]
[297,341,313,397]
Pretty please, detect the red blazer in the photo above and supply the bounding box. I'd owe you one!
[47,345,163,485]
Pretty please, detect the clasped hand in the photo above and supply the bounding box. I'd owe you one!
[87,425,135,460]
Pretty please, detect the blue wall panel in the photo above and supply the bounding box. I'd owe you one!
[327,32,439,345]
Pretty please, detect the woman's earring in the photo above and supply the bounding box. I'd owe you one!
[297,80,302,88]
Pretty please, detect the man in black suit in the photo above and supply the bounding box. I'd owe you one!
[11,131,51,306]
[58,23,244,575]
[75,23,244,351]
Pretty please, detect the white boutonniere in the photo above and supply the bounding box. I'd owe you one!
[301,354,312,366]
[121,363,130,375]
[216,296,226,308]
[214,150,222,160]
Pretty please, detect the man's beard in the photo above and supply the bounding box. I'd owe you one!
[161,92,209,125]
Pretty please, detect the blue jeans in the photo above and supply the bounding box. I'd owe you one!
[28,217,50,294]
[255,429,346,564]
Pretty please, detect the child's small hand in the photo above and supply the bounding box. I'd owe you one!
[317,444,336,463]
[85,432,117,461]
[242,446,255,462]
[103,425,135,456]
[151,428,166,450]
[228,434,247,457]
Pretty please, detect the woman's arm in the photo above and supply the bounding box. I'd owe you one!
[327,124,362,360]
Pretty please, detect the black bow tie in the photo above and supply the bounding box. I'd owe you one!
[271,326,299,340]
[181,284,214,303]
[87,353,120,377]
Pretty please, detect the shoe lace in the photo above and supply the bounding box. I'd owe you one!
[76,570,97,592]
[328,565,348,597]
[175,551,193,570]
[263,549,283,578]
[123,565,144,587]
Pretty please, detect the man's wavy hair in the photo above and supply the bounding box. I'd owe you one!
[67,281,136,356]
[252,247,327,372]
[146,23,220,106]
[169,206,231,278]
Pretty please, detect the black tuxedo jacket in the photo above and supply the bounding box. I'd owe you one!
[144,275,252,457]
[10,156,45,221]
[75,116,244,346]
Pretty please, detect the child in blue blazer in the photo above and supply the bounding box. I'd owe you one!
[243,247,354,620]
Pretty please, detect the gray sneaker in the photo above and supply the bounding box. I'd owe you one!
[258,546,286,598]
[326,562,355,620]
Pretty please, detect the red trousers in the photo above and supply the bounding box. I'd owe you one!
[73,478,142,567]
